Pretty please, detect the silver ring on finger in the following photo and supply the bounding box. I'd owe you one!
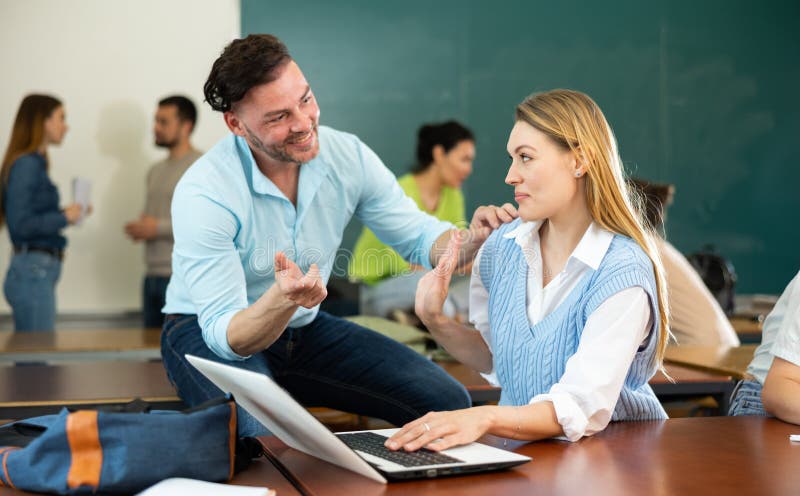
[423,422,431,432]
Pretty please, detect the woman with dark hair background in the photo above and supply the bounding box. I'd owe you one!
[349,120,475,320]
[1,94,89,331]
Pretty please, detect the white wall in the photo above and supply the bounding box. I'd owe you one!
[0,0,240,314]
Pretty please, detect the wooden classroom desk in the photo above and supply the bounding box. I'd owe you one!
[357,317,737,409]
[0,329,162,362]
[437,361,735,412]
[650,365,735,413]
[730,316,763,344]
[0,360,487,421]
[0,352,736,421]
[0,360,182,418]
[664,344,758,380]
[258,416,800,496]
[0,456,300,496]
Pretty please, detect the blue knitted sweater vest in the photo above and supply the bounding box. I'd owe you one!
[479,219,667,421]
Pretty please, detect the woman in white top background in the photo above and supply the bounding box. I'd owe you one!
[386,89,670,452]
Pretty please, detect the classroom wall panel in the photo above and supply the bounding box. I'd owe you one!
[242,0,800,293]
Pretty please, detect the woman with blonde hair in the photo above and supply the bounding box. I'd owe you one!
[1,94,86,331]
[387,89,670,451]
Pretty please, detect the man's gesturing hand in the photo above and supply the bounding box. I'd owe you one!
[274,252,327,308]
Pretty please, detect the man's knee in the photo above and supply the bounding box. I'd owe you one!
[427,380,472,411]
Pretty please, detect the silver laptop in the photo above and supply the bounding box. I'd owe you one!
[186,354,530,483]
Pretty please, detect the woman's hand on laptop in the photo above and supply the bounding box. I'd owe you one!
[386,403,564,451]
[384,407,493,452]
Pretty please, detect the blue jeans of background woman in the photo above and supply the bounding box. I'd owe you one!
[728,379,769,416]
[3,252,62,331]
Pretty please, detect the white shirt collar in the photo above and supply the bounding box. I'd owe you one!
[571,221,614,270]
[503,219,541,242]
[503,219,614,271]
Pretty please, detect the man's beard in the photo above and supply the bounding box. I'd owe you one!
[245,123,319,165]
[155,136,177,149]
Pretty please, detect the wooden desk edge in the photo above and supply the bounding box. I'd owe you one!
[0,395,181,408]
[662,358,747,380]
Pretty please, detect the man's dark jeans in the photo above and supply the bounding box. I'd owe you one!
[160,311,472,436]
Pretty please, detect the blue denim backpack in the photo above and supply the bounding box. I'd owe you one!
[0,396,261,494]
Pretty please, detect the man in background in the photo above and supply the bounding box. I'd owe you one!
[125,96,202,328]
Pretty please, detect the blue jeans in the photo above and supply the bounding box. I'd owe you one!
[143,276,170,328]
[3,252,62,331]
[161,312,471,437]
[728,379,769,416]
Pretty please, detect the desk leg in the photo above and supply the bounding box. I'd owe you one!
[717,382,735,415]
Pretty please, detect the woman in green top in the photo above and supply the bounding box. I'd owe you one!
[349,120,475,319]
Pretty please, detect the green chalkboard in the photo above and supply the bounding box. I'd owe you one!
[242,0,800,293]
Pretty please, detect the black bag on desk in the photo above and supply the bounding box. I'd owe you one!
[0,395,263,494]
[687,245,737,316]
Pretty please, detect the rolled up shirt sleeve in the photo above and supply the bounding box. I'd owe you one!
[529,287,652,441]
[353,140,453,270]
[171,183,250,361]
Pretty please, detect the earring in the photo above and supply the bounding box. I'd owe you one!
[575,171,581,177]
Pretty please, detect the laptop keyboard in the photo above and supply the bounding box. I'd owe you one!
[336,431,464,467]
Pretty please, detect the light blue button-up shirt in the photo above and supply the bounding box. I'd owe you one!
[164,126,453,360]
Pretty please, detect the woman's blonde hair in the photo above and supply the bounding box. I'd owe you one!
[515,89,670,366]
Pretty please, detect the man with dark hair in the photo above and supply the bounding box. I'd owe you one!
[158,95,198,127]
[160,34,517,436]
[125,95,202,328]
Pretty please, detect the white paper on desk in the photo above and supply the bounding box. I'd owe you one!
[136,478,272,496]
[71,177,91,225]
